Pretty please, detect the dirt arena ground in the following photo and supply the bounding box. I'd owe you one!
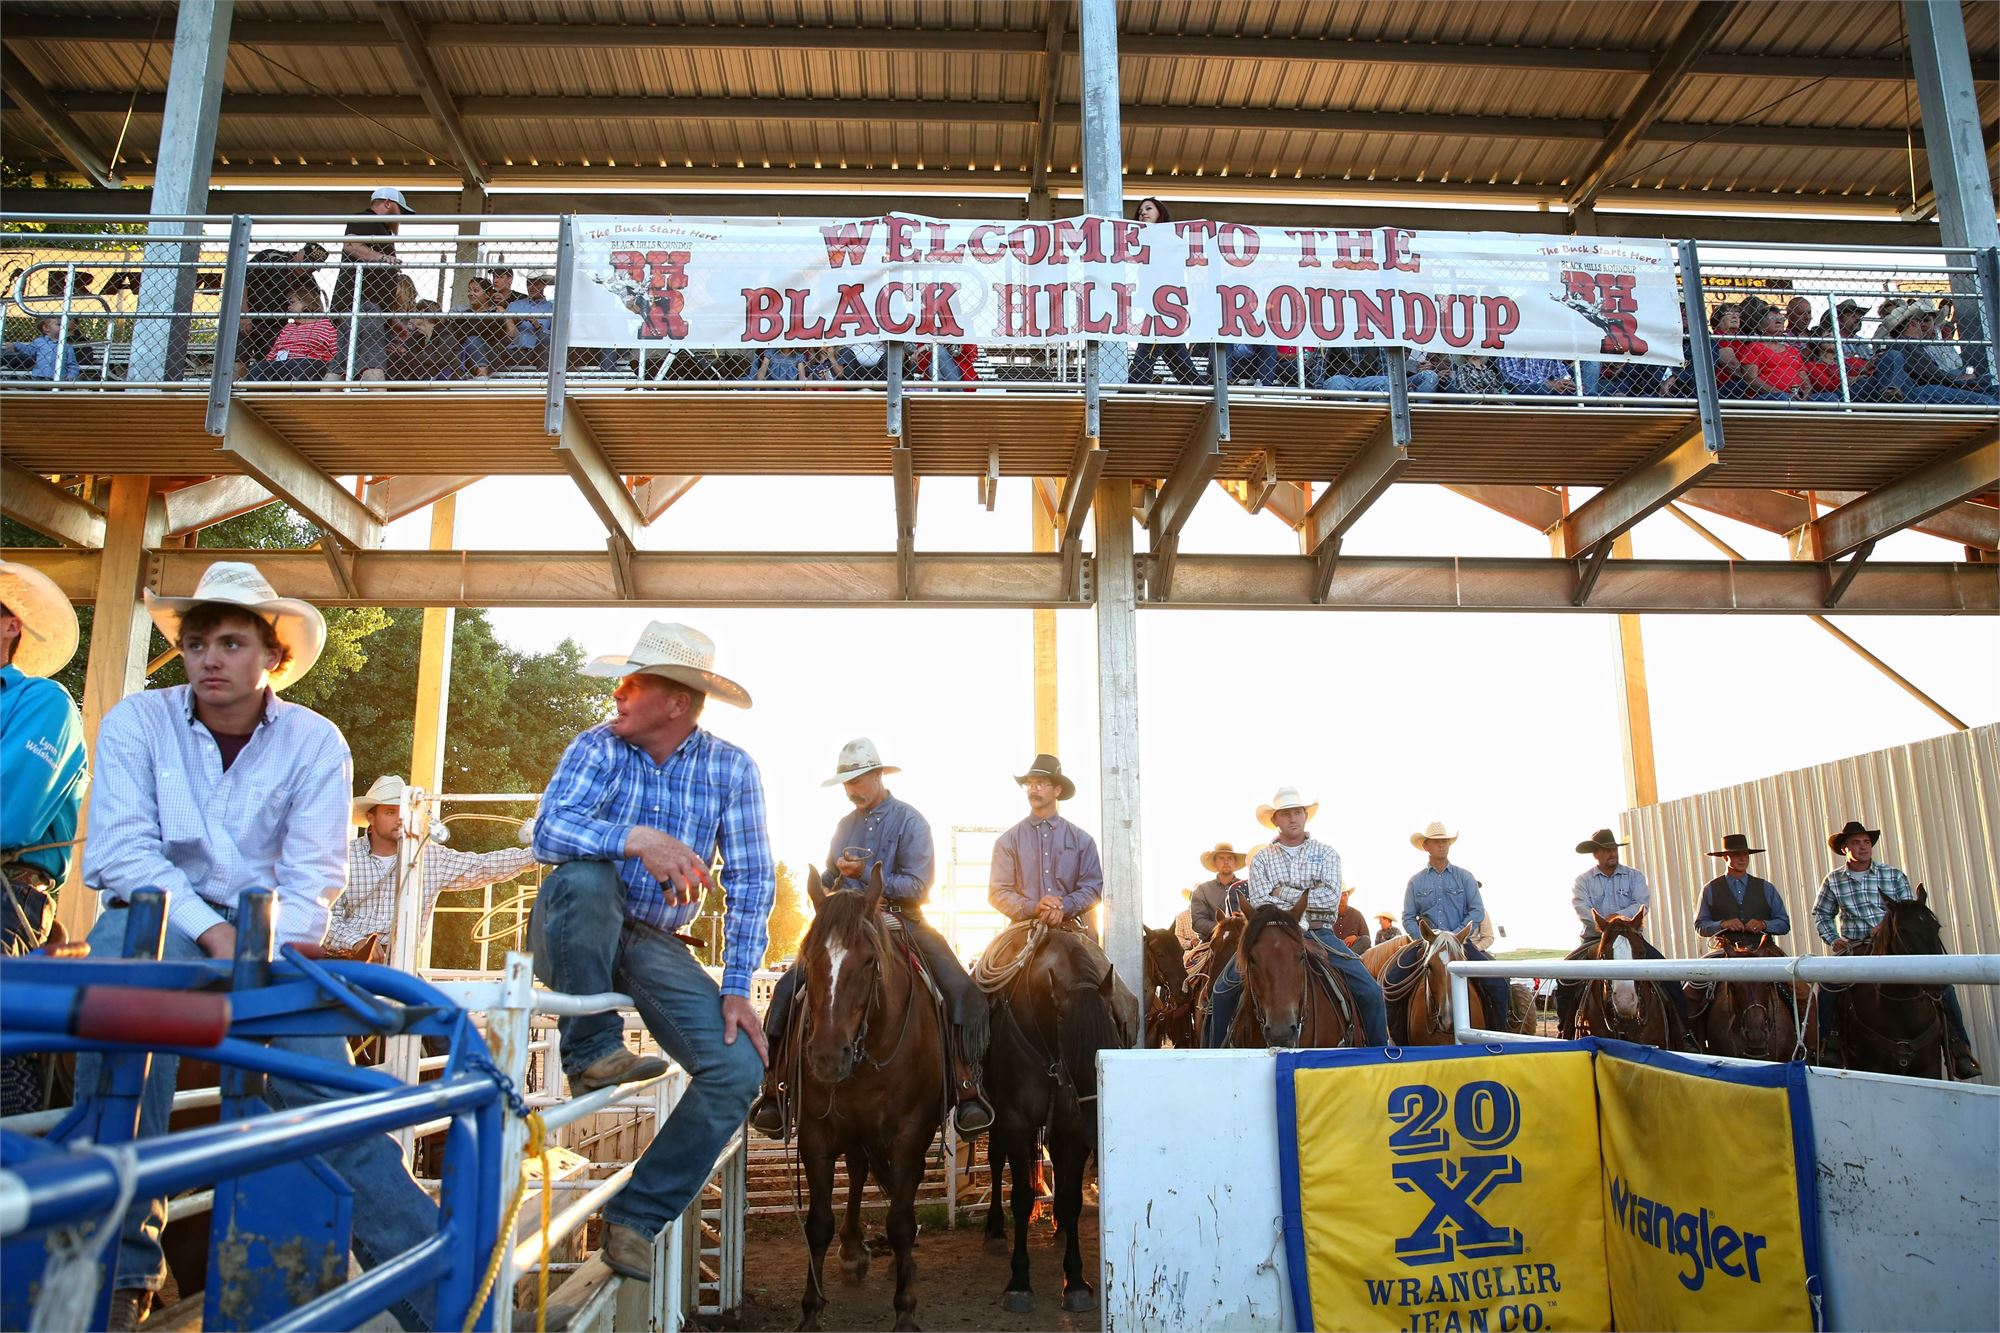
[734,1204,1102,1332]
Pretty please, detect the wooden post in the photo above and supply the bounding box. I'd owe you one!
[409,494,458,790]
[1032,497,1059,754]
[1093,477,1144,1041]
[1610,533,1659,808]
[65,475,165,941]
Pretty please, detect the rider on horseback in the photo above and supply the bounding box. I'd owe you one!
[1812,820,1979,1080]
[750,739,994,1138]
[1555,828,1689,1038]
[1688,832,1795,1022]
[1400,820,1510,1025]
[1203,787,1388,1047]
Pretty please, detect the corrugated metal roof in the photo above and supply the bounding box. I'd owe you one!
[2,0,1991,208]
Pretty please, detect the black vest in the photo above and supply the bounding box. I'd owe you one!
[1701,874,1776,927]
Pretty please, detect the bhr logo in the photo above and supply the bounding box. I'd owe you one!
[1387,1080,1526,1266]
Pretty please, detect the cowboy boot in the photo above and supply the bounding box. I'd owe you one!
[1951,1040,1982,1081]
[105,1289,153,1332]
[949,1036,994,1137]
[748,1049,788,1139]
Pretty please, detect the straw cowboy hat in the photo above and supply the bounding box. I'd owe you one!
[144,561,326,693]
[823,737,899,787]
[1199,842,1246,873]
[0,560,79,678]
[1373,911,1397,924]
[1828,820,1882,856]
[353,774,409,826]
[1878,300,1936,339]
[579,620,751,708]
[1256,786,1318,830]
[1574,828,1625,854]
[1014,753,1075,801]
[1409,820,1459,852]
[1707,832,1766,858]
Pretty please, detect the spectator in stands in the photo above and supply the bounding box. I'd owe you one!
[1442,354,1507,397]
[1872,302,1997,405]
[3,317,81,382]
[236,240,328,378]
[454,276,498,377]
[1707,300,1750,397]
[1315,345,1439,395]
[1783,295,1815,343]
[329,186,411,383]
[749,344,809,381]
[500,273,555,368]
[1496,354,1578,397]
[1734,299,1841,402]
[1129,197,1203,386]
[244,289,339,382]
[833,338,887,381]
[79,561,442,1332]
[387,300,456,381]
[487,266,524,311]
[1811,299,1899,402]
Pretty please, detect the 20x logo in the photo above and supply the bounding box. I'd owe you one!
[1387,1081,1525,1266]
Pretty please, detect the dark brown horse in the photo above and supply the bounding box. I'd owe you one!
[1692,932,1815,1062]
[1827,887,1952,1079]
[1226,890,1361,1049]
[982,927,1124,1315]
[1578,909,1689,1050]
[793,866,944,1333]
[1141,925,1196,1049]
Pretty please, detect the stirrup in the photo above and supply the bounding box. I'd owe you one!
[748,1091,787,1138]
[952,1095,995,1136]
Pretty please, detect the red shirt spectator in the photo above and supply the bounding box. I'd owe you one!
[271,318,338,363]
[1735,338,1809,392]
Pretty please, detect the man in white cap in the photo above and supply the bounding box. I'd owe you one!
[327,774,537,962]
[1189,842,1249,944]
[749,738,992,1138]
[0,560,88,1114]
[75,561,440,1332]
[1401,820,1510,1027]
[530,620,773,1280]
[329,186,413,382]
[1203,787,1388,1047]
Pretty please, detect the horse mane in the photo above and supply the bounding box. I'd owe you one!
[801,888,880,957]
[1039,932,1121,1099]
[1239,902,1303,960]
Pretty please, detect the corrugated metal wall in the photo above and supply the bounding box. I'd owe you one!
[1625,723,2000,1076]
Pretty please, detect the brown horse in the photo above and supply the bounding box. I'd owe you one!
[1826,887,1953,1079]
[982,927,1123,1315]
[1141,925,1196,1049]
[1364,920,1482,1046]
[793,866,944,1333]
[1186,914,1244,1047]
[1577,910,1689,1050]
[1691,932,1815,1062]
[1227,890,1361,1049]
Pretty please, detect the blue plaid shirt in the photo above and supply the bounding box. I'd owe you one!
[1811,861,1914,945]
[533,724,773,997]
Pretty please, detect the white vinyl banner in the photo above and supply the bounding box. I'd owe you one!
[564,214,1685,364]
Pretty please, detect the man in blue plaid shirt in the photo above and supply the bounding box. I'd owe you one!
[1812,819,1979,1079]
[531,621,775,1279]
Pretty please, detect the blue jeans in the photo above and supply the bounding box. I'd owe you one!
[1225,344,1281,385]
[1204,928,1388,1046]
[1461,941,1512,1028]
[74,904,437,1329]
[1130,342,1203,385]
[529,861,763,1235]
[1318,370,1440,394]
[1871,348,1998,405]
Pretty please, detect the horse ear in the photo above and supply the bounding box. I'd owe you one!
[1100,965,1117,998]
[806,869,828,911]
[1633,906,1647,929]
[1455,922,1475,943]
[1878,891,1898,910]
[1289,888,1311,921]
[1591,909,1608,932]
[863,861,885,916]
[1916,882,1928,904]
[1418,919,1436,942]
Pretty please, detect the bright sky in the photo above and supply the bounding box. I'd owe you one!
[379,459,1999,953]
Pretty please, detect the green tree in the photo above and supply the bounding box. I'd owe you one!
[763,861,808,967]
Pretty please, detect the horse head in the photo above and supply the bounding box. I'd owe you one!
[1239,890,1313,1047]
[1590,908,1650,955]
[1871,886,1944,955]
[1024,929,1123,1099]
[797,862,887,1084]
[1142,925,1189,998]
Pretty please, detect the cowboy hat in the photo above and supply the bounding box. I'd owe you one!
[1014,753,1075,801]
[823,737,899,787]
[0,560,79,678]
[353,774,408,825]
[579,620,751,708]
[1707,832,1765,858]
[1199,842,1245,873]
[1575,828,1625,854]
[1373,911,1397,923]
[1256,786,1318,830]
[145,561,327,692]
[1409,820,1459,852]
[1878,300,1936,339]
[1828,819,1882,856]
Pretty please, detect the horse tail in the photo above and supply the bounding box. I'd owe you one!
[1058,982,1121,1102]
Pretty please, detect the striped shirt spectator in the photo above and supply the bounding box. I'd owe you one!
[532,723,774,997]
[327,836,536,955]
[271,318,339,363]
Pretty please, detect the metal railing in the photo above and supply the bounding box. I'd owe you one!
[5,214,1994,428]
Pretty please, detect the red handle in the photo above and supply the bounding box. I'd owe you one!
[74,987,232,1047]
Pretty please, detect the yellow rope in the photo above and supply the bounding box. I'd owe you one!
[461,1111,553,1333]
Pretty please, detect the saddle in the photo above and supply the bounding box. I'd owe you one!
[324,932,386,965]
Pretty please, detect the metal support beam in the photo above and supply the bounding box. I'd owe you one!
[544,216,576,435]
[1905,0,2000,253]
[219,406,385,552]
[160,475,276,536]
[1092,466,1145,1043]
[1813,491,1999,552]
[0,462,104,548]
[1554,426,1718,566]
[364,474,478,524]
[12,546,1994,614]
[1031,488,1059,753]
[1442,483,1564,533]
[1305,420,1410,603]
[554,405,643,546]
[632,475,701,524]
[1029,3,1067,199]
[1794,439,1999,562]
[409,494,457,791]
[893,445,918,601]
[1568,1,1739,211]
[1145,395,1226,601]
[377,2,488,187]
[1822,541,1877,609]
[0,46,117,186]
[1079,0,1127,389]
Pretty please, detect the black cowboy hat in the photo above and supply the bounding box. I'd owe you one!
[1574,828,1625,855]
[1014,753,1075,802]
[1706,832,1765,858]
[1828,820,1882,856]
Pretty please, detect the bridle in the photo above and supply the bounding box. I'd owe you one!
[796,915,920,1119]
[1242,915,1313,1048]
[1379,930,1461,1036]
